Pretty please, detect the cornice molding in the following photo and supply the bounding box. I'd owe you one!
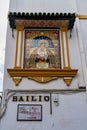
[8,12,76,30]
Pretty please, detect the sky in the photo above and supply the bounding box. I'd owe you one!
[0,0,9,92]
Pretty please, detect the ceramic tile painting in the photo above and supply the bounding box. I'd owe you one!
[24,30,61,69]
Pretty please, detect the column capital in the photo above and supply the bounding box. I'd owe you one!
[60,27,68,32]
[16,26,24,31]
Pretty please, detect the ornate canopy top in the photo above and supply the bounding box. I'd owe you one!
[8,12,76,29]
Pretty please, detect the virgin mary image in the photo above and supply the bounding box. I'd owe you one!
[24,31,61,69]
[28,39,57,68]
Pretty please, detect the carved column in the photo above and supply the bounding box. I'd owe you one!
[60,27,71,69]
[14,26,24,68]
[14,29,19,68]
[65,29,70,68]
[60,28,65,68]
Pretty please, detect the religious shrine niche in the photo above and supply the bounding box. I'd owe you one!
[7,12,78,86]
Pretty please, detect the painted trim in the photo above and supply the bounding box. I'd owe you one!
[76,14,87,19]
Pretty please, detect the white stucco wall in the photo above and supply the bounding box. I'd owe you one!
[76,0,87,14]
[1,0,87,130]
[9,0,77,13]
[76,0,87,64]
[1,93,87,130]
